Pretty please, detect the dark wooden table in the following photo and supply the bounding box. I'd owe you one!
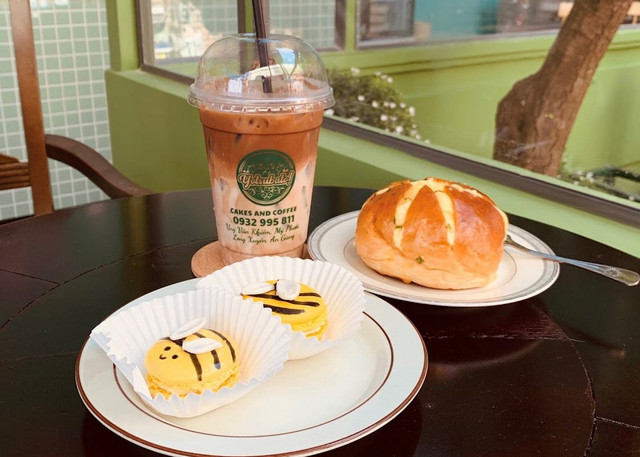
[1,187,639,456]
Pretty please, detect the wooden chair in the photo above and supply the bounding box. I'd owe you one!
[1,0,151,219]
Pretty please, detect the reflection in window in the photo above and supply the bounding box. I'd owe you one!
[270,0,337,49]
[145,0,337,66]
[358,0,640,45]
[141,1,640,65]
[359,0,416,43]
[358,0,570,45]
[149,0,237,62]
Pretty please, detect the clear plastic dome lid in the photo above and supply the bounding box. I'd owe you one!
[188,33,334,113]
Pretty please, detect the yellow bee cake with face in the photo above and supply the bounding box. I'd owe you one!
[242,279,328,339]
[144,319,240,398]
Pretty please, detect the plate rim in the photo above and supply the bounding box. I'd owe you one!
[75,281,428,457]
[307,210,560,307]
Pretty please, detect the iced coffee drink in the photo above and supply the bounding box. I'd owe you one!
[189,34,334,264]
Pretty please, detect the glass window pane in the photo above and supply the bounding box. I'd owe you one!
[358,0,640,46]
[269,0,338,50]
[359,0,415,43]
[139,0,340,75]
[144,0,238,65]
[358,0,570,46]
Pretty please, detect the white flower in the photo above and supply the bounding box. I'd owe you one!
[408,106,416,116]
[371,100,379,108]
[383,101,389,107]
[390,102,397,109]
[387,76,393,83]
[395,126,404,133]
[357,95,365,102]
[391,116,397,121]
[349,116,360,122]
[350,67,360,75]
[400,102,406,108]
[325,109,334,116]
[380,114,388,121]
[375,71,382,76]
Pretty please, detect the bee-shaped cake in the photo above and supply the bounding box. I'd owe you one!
[242,279,328,339]
[144,323,240,398]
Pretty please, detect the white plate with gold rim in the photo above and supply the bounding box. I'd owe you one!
[307,211,559,307]
[76,279,427,457]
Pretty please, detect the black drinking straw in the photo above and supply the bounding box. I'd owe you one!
[252,0,273,93]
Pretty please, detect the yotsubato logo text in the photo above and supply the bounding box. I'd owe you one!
[236,150,296,205]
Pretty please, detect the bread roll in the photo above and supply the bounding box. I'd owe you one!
[355,178,508,290]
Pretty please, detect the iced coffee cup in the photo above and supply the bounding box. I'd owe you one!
[188,34,334,265]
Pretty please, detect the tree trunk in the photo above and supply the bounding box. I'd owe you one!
[493,0,633,176]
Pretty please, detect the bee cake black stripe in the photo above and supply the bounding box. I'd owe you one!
[297,292,321,297]
[189,352,203,381]
[248,292,322,307]
[209,329,237,362]
[262,304,306,315]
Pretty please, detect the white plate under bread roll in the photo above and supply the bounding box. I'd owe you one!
[355,178,509,290]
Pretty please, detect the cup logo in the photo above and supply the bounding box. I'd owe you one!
[236,150,296,205]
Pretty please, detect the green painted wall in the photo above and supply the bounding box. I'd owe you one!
[321,32,640,172]
[105,3,640,258]
[393,40,640,172]
[105,71,209,190]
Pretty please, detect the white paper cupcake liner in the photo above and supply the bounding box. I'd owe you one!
[196,257,366,359]
[90,286,290,417]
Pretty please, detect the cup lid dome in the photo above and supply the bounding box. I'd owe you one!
[188,34,334,113]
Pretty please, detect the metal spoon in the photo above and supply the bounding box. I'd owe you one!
[504,235,640,286]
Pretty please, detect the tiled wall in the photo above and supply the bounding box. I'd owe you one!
[0,0,111,220]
